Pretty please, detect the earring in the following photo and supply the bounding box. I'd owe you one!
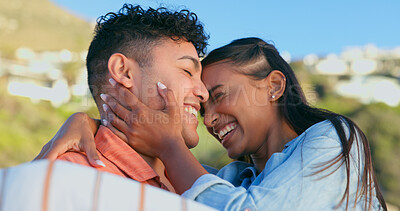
[272,95,276,99]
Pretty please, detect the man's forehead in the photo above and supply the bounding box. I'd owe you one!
[177,55,201,69]
[157,39,198,56]
[152,39,200,67]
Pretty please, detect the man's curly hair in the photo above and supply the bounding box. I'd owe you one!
[87,4,209,100]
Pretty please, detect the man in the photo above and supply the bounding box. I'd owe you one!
[52,4,209,193]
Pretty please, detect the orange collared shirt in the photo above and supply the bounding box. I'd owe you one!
[57,126,170,191]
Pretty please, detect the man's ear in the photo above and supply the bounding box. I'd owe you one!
[108,53,139,88]
[264,70,286,101]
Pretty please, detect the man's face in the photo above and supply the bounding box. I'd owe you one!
[131,39,209,148]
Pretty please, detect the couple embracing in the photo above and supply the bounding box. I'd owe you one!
[33,3,386,211]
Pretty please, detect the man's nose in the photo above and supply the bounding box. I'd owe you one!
[193,79,209,103]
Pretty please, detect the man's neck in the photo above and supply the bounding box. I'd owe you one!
[139,153,164,174]
[139,152,176,192]
[99,108,175,192]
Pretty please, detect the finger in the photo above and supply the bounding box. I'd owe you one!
[79,135,105,168]
[157,83,179,115]
[156,82,169,103]
[41,141,70,160]
[102,119,128,143]
[107,78,145,110]
[101,94,135,122]
[33,142,50,160]
[102,103,131,133]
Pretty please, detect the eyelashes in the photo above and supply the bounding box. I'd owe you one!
[211,92,224,102]
[183,69,193,77]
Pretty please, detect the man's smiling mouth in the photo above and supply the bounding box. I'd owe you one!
[184,105,198,118]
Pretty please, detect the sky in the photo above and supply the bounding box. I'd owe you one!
[51,0,400,60]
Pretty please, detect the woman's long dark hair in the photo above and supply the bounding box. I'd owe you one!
[201,37,386,210]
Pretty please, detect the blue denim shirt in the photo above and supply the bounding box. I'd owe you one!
[183,120,383,211]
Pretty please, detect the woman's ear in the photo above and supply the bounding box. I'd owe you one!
[107,53,139,88]
[265,70,286,101]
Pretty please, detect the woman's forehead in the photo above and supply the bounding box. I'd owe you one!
[201,63,234,85]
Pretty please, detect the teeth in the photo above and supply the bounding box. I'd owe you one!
[184,105,198,118]
[215,122,237,140]
[219,130,224,139]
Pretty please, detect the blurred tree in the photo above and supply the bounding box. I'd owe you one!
[351,103,400,207]
[61,61,83,87]
[0,81,74,167]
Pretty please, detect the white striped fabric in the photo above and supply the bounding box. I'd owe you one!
[0,160,216,211]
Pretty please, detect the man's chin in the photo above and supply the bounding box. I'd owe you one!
[182,112,199,126]
[182,129,199,149]
[181,116,199,147]
[186,140,199,149]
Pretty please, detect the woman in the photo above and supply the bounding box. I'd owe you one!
[37,37,386,210]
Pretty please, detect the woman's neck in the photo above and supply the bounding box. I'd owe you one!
[251,119,298,173]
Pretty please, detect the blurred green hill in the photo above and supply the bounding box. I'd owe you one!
[0,0,94,165]
[0,77,100,167]
[0,0,92,57]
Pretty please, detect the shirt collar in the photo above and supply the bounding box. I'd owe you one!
[94,126,158,182]
[284,131,306,149]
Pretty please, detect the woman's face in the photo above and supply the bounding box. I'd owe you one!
[201,61,278,159]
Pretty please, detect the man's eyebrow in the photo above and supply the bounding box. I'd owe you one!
[177,55,200,70]
[208,84,223,95]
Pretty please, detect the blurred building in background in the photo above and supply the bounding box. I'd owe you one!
[0,47,88,107]
[304,44,400,107]
[0,44,400,107]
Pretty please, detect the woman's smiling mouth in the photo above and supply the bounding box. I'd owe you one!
[214,122,238,141]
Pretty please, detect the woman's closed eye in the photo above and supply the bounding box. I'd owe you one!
[212,92,224,102]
